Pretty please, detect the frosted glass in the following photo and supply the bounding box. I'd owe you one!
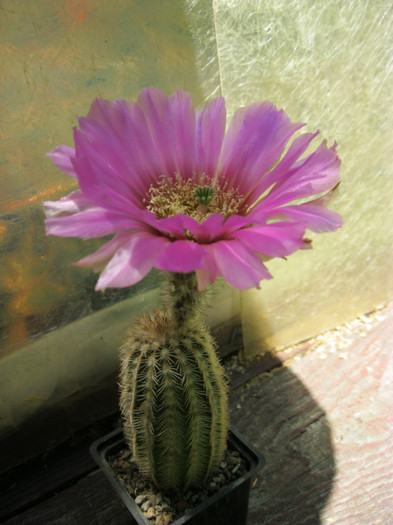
[212,0,393,354]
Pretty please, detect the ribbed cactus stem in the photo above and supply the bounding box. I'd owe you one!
[120,272,229,492]
[163,272,209,325]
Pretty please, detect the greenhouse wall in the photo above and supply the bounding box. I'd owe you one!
[0,0,392,448]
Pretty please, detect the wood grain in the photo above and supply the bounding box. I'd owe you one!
[4,470,133,525]
[236,303,393,524]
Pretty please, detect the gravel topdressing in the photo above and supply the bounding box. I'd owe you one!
[107,444,248,524]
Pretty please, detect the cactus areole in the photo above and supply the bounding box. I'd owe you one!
[43,88,342,492]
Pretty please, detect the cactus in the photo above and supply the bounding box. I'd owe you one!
[120,272,229,492]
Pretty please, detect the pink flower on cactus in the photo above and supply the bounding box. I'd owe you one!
[43,88,342,291]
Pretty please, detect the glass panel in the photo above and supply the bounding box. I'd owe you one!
[212,0,393,354]
[0,0,220,358]
[0,0,229,439]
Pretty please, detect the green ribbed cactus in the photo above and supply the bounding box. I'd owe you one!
[119,272,228,492]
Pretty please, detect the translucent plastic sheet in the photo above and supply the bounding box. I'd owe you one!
[212,0,393,354]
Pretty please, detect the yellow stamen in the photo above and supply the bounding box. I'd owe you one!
[145,174,244,222]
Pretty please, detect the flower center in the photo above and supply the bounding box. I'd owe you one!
[145,174,244,222]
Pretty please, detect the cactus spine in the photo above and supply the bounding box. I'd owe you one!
[120,272,228,492]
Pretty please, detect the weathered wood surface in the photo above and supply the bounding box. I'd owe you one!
[4,470,133,525]
[3,303,393,524]
[238,303,393,525]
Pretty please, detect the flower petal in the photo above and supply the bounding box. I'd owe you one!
[43,190,93,218]
[273,204,343,233]
[47,146,77,178]
[231,222,307,257]
[84,98,164,195]
[185,214,253,244]
[75,233,132,272]
[186,213,227,243]
[218,102,303,196]
[245,131,319,204]
[261,141,341,209]
[197,240,272,290]
[45,208,141,238]
[141,211,198,239]
[155,240,206,272]
[195,97,226,178]
[137,88,178,177]
[95,233,171,290]
[73,128,141,211]
[168,90,196,180]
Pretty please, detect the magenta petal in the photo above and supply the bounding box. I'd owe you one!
[43,190,94,218]
[75,233,132,272]
[195,97,226,178]
[218,102,303,195]
[76,116,146,203]
[73,129,141,211]
[155,240,206,272]
[195,249,220,291]
[231,222,307,257]
[71,158,144,224]
[274,204,343,233]
[261,141,341,209]
[95,234,171,290]
[83,99,162,195]
[137,88,198,180]
[168,90,196,180]
[45,208,141,239]
[141,211,198,239]
[47,146,77,177]
[187,214,253,244]
[186,214,226,243]
[220,214,255,234]
[137,88,178,177]
[199,240,272,289]
[245,131,319,205]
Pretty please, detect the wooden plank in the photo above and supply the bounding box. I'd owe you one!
[3,470,132,525]
[0,413,121,521]
[231,303,393,524]
[1,442,96,520]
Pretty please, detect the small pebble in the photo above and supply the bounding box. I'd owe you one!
[134,494,146,505]
[141,500,151,512]
[149,494,157,506]
[156,514,172,525]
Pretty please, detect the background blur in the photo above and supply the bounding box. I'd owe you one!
[1,0,392,440]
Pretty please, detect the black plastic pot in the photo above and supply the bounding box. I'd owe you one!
[90,427,264,525]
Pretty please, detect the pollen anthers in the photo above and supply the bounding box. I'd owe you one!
[145,173,244,222]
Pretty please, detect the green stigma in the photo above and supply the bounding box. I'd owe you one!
[193,185,216,206]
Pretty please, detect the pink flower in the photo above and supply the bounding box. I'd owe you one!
[43,88,342,291]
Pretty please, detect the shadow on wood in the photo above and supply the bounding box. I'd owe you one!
[230,358,335,525]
